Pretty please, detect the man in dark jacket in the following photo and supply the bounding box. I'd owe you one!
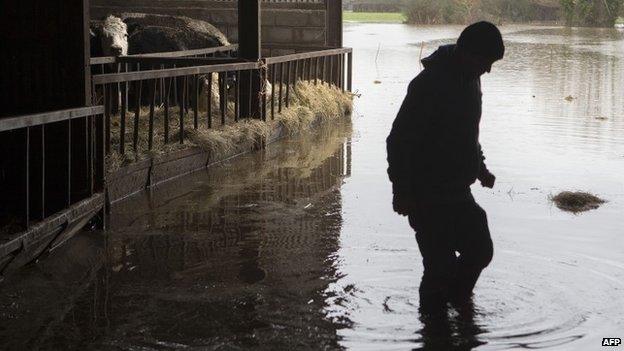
[386,22,504,312]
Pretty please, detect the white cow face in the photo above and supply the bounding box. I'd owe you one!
[100,16,128,56]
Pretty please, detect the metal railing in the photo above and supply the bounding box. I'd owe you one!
[91,47,353,161]
[90,44,239,74]
[265,48,354,115]
[0,106,105,231]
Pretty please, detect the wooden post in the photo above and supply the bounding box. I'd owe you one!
[238,0,262,119]
[326,0,343,48]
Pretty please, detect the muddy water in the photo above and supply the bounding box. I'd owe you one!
[1,25,624,350]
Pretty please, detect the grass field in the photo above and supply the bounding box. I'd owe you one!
[343,11,406,23]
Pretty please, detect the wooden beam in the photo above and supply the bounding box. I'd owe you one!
[238,0,262,119]
[326,0,343,48]
[0,107,104,132]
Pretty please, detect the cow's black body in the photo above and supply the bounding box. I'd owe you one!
[120,13,230,55]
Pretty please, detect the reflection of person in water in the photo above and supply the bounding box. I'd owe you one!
[386,22,505,313]
[418,301,487,350]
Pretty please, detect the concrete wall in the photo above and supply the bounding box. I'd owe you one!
[91,0,337,56]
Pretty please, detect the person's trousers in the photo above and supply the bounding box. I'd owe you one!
[408,197,493,309]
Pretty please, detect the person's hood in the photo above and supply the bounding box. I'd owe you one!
[421,44,456,70]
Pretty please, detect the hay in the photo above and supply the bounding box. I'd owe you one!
[106,81,353,172]
[550,191,606,213]
[275,81,353,134]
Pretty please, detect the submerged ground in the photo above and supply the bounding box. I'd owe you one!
[1,24,623,350]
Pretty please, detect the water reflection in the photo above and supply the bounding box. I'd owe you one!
[416,303,487,351]
[0,123,353,349]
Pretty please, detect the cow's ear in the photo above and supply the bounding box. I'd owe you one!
[90,23,102,36]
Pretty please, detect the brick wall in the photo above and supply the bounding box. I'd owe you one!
[91,0,338,55]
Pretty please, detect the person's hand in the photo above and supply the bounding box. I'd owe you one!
[479,169,496,189]
[393,194,415,216]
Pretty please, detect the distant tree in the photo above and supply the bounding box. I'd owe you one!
[404,0,563,24]
[404,0,450,24]
[454,0,482,23]
[560,0,624,27]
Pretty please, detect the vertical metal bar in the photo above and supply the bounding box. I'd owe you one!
[308,58,313,81]
[321,56,326,85]
[86,111,90,196]
[329,55,334,87]
[303,59,308,81]
[347,51,353,92]
[67,117,71,206]
[41,125,45,219]
[235,71,240,122]
[159,69,165,106]
[164,78,170,143]
[149,79,156,150]
[336,55,341,90]
[90,114,95,196]
[180,76,186,144]
[124,63,129,113]
[193,75,199,129]
[173,64,178,108]
[220,72,226,125]
[261,64,267,122]
[294,60,299,85]
[285,61,291,108]
[25,127,30,229]
[96,108,105,194]
[120,82,127,155]
[133,80,142,153]
[336,55,340,89]
[207,73,213,129]
[278,62,284,113]
[104,85,111,155]
[247,70,252,118]
[114,63,121,115]
[270,63,276,120]
[314,57,319,85]
[340,54,345,91]
[223,71,229,122]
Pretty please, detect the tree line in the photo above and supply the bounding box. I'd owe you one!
[346,0,624,27]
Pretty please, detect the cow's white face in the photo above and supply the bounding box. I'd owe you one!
[100,16,128,56]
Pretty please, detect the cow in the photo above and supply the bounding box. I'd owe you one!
[90,14,228,112]
[90,13,229,57]
[90,15,129,58]
[90,14,271,118]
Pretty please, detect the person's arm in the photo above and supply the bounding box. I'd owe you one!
[478,143,496,188]
[387,77,430,214]
[387,79,419,193]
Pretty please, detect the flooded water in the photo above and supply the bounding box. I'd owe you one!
[1,24,624,350]
[337,24,624,350]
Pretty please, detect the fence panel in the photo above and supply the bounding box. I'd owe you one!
[92,47,352,165]
[0,106,105,233]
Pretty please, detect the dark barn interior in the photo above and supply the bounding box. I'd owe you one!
[0,0,350,277]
